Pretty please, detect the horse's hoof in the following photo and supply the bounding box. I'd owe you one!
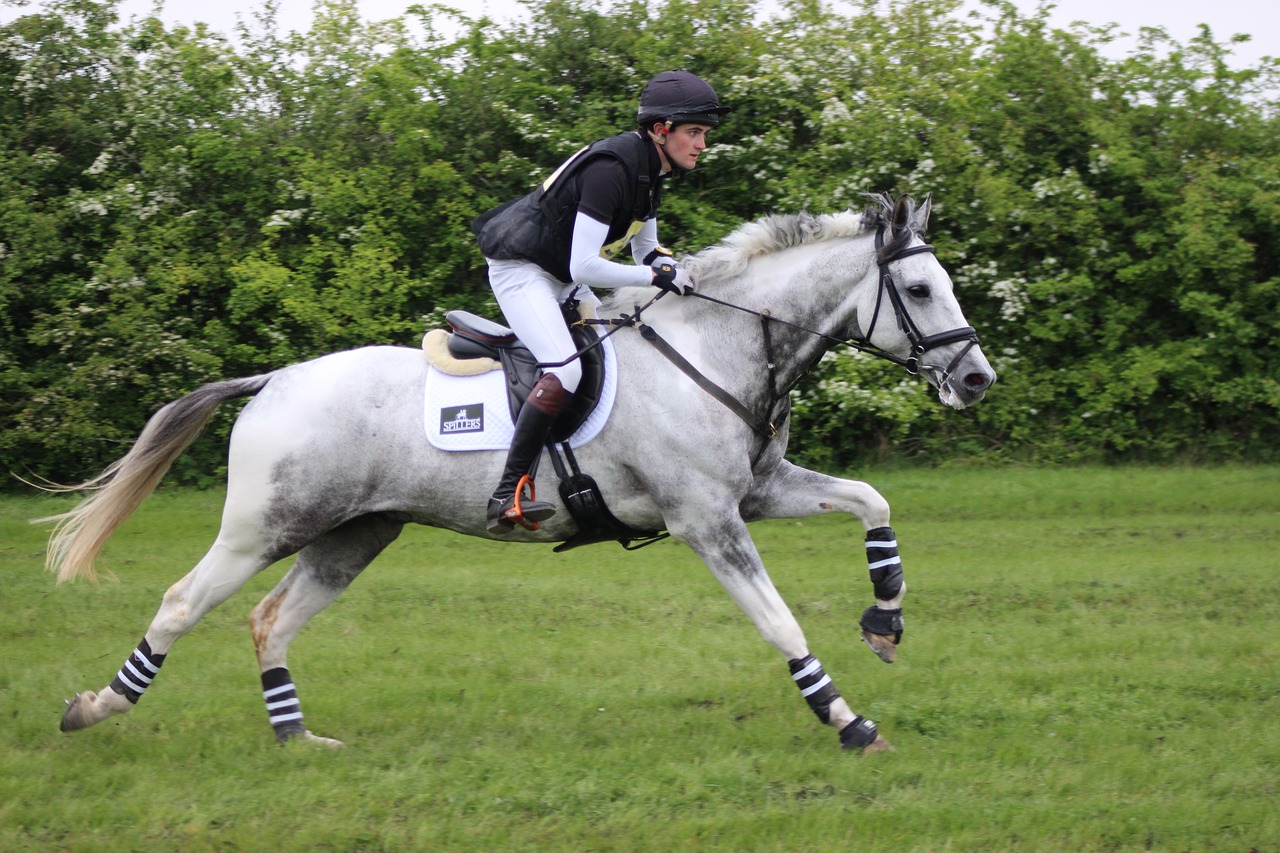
[302,731,345,748]
[861,630,899,664]
[860,734,895,754]
[279,729,344,749]
[60,691,96,732]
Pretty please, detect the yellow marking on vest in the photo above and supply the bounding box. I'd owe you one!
[601,220,645,259]
[541,140,647,261]
[542,145,590,191]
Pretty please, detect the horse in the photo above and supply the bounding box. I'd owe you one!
[40,193,995,753]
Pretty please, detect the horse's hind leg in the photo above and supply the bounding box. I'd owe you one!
[741,459,906,663]
[60,539,272,732]
[249,513,405,747]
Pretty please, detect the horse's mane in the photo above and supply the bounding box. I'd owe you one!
[600,193,927,309]
[679,192,925,288]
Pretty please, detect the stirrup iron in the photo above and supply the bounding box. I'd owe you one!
[489,474,557,532]
[507,474,542,531]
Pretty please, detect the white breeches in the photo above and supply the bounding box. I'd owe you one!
[487,258,600,394]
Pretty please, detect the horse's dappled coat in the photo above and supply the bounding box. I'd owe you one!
[43,195,993,753]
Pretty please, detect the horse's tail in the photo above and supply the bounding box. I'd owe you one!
[37,373,275,584]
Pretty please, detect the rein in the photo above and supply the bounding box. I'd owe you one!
[556,225,981,441]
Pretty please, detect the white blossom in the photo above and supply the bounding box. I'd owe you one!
[990,277,1030,321]
[265,208,307,228]
[86,151,113,175]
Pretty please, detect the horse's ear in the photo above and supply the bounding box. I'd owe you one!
[916,193,932,232]
[891,194,911,235]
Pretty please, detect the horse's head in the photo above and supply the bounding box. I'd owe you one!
[852,194,996,409]
[658,196,994,412]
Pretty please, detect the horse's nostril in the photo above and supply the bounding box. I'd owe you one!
[964,372,990,389]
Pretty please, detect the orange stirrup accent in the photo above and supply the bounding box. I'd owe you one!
[505,474,541,531]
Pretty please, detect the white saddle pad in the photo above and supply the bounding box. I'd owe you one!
[423,334,617,452]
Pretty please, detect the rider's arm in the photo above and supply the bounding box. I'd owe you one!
[629,218,663,266]
[569,214,653,289]
[568,159,654,290]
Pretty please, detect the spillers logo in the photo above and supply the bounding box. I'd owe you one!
[440,404,484,434]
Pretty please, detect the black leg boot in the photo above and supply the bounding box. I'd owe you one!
[487,374,572,532]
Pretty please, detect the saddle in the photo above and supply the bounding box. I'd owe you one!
[444,309,605,442]
[442,308,668,552]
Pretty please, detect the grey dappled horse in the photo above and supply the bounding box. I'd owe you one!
[43,194,995,753]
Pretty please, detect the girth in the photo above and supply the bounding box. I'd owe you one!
[444,310,606,443]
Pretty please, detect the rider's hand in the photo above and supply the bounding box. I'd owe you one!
[651,259,694,296]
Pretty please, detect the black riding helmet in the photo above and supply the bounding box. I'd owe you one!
[637,70,732,129]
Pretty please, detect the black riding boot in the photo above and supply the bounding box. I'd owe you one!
[487,374,572,532]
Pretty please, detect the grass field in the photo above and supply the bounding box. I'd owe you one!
[1,465,1277,851]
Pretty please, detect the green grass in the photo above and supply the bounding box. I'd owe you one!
[2,466,1277,851]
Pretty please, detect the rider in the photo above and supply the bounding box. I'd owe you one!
[473,70,730,532]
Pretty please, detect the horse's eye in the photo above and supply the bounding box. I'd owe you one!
[907,284,931,299]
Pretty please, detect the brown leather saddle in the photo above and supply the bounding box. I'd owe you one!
[441,308,667,552]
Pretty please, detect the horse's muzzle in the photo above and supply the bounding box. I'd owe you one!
[938,367,996,409]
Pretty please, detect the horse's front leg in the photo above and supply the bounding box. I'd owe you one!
[740,459,906,664]
[670,509,891,753]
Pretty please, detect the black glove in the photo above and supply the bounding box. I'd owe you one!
[651,258,693,296]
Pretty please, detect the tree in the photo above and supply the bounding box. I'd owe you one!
[2,0,1278,487]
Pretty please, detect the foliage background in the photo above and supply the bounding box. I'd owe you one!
[3,0,1279,485]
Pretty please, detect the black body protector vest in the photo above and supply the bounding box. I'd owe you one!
[473,132,664,284]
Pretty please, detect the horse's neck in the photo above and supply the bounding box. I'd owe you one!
[650,235,870,409]
[705,238,874,362]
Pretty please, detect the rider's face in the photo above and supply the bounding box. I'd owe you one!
[656,123,713,172]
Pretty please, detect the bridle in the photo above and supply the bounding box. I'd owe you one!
[568,225,982,441]
[858,227,981,382]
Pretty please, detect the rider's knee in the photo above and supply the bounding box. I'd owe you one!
[549,363,582,395]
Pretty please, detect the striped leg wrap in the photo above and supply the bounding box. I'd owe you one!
[788,654,843,724]
[261,667,307,743]
[865,526,903,601]
[109,637,165,704]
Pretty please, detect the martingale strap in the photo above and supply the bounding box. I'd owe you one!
[638,322,778,439]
